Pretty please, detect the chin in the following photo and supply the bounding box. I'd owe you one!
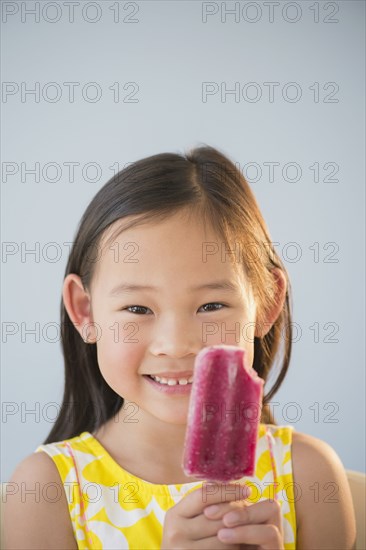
[157,411,189,427]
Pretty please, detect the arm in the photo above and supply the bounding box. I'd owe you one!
[292,430,357,550]
[3,452,78,550]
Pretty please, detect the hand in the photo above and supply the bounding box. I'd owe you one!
[161,481,252,549]
[203,496,285,550]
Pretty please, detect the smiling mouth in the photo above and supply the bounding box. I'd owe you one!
[143,374,193,386]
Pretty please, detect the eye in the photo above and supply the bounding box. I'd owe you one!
[123,305,152,315]
[199,302,226,312]
[121,303,227,315]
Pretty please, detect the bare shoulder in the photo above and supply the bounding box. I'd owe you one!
[291,430,357,549]
[3,451,78,549]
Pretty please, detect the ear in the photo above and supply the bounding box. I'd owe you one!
[62,274,97,343]
[255,268,287,338]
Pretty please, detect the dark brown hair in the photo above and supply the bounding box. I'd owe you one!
[44,144,292,444]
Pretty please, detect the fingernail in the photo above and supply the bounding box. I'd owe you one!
[219,528,234,540]
[204,504,219,517]
[243,485,252,498]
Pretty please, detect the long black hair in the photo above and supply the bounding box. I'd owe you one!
[43,145,292,444]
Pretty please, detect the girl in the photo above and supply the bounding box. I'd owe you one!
[5,145,356,549]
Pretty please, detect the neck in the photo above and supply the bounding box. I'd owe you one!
[93,400,196,483]
[114,401,188,454]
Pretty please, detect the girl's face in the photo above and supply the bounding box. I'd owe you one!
[66,210,262,426]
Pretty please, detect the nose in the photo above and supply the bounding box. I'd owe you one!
[149,314,200,359]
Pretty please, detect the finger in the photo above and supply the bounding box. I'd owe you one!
[186,509,240,541]
[180,482,252,518]
[221,499,282,534]
[218,523,283,549]
[192,535,241,550]
[204,498,252,520]
[185,501,253,542]
[164,507,239,547]
[204,499,283,539]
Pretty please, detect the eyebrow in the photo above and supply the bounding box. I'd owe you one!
[108,279,240,296]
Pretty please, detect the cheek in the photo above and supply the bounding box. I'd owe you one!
[240,320,256,367]
[97,337,142,367]
[95,341,140,396]
[94,319,144,381]
[98,312,143,347]
[243,344,254,370]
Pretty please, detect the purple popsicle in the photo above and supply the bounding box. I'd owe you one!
[182,345,264,482]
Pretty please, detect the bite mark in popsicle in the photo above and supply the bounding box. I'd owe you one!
[182,345,264,482]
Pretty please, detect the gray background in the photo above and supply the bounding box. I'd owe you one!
[1,0,365,482]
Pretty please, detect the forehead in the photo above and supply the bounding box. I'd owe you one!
[91,211,247,290]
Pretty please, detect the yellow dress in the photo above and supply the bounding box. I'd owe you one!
[34,423,297,549]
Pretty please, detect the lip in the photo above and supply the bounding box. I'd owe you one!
[144,371,194,379]
[143,375,193,395]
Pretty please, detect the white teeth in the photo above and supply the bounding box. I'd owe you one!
[150,375,193,385]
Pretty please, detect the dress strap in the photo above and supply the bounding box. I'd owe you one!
[65,441,93,547]
[264,426,279,501]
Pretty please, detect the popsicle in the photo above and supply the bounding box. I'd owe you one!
[182,344,264,482]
